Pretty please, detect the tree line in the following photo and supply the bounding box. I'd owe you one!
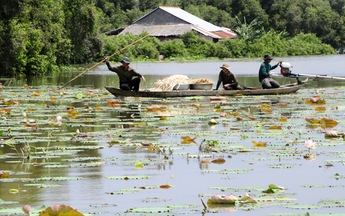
[0,0,344,77]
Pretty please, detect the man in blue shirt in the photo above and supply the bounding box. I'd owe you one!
[259,54,281,89]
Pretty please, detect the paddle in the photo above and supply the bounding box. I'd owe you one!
[58,32,152,89]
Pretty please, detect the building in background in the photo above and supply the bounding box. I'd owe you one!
[106,6,236,42]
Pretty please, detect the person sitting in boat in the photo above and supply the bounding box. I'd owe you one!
[215,63,244,90]
[105,56,145,92]
[259,54,281,89]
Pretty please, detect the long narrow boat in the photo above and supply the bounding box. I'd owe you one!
[105,79,307,98]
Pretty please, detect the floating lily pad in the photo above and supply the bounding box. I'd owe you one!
[107,175,151,180]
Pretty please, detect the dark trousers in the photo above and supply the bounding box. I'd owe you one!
[120,77,141,91]
[261,78,280,89]
[224,84,244,90]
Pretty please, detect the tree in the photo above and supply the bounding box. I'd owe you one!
[185,4,235,27]
[231,0,269,29]
[205,0,233,12]
[63,0,101,63]
[0,0,69,76]
[270,0,340,48]
[269,0,304,36]
[234,17,263,41]
[329,0,345,16]
[0,0,21,76]
[138,0,161,11]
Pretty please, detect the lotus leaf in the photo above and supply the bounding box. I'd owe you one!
[159,184,172,189]
[0,171,9,178]
[180,135,197,144]
[38,204,84,216]
[239,193,257,204]
[320,117,338,128]
[211,158,226,164]
[305,116,320,124]
[252,141,267,147]
[207,194,238,205]
[306,96,325,105]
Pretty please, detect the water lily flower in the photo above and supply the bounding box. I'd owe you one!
[200,158,210,164]
[304,138,316,151]
[208,119,217,125]
[220,112,228,117]
[22,205,31,215]
[56,115,62,126]
[310,96,320,103]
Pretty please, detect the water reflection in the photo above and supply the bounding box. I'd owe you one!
[111,104,141,123]
[13,55,345,89]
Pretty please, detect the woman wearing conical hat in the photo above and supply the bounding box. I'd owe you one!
[215,63,244,90]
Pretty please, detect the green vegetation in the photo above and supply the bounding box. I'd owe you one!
[102,31,334,61]
[0,0,343,77]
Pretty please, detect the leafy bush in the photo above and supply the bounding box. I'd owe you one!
[101,33,160,61]
[101,31,335,62]
[133,37,160,60]
[287,33,335,56]
[158,39,186,58]
[221,39,247,58]
[212,42,232,59]
[250,30,288,57]
[181,31,218,58]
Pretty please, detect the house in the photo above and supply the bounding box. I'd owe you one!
[106,6,236,42]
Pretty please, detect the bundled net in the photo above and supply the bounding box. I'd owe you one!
[150,75,213,91]
[150,75,190,91]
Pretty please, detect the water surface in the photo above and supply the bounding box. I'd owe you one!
[1,55,345,215]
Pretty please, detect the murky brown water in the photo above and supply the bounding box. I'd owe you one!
[1,55,345,215]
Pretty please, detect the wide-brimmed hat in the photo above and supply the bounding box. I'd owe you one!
[220,63,230,70]
[264,54,273,60]
[121,57,131,64]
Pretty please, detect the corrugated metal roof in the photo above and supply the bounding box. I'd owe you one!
[212,30,236,38]
[117,6,236,39]
[121,24,192,36]
[159,6,223,32]
[191,26,221,39]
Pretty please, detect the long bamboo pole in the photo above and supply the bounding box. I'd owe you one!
[58,33,151,89]
[288,73,345,80]
[272,72,345,81]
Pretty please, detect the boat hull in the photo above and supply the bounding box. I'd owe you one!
[105,81,305,98]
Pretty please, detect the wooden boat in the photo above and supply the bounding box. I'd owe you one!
[105,79,307,98]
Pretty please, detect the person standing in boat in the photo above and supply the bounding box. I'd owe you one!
[105,56,145,91]
[259,54,281,89]
[215,63,244,90]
